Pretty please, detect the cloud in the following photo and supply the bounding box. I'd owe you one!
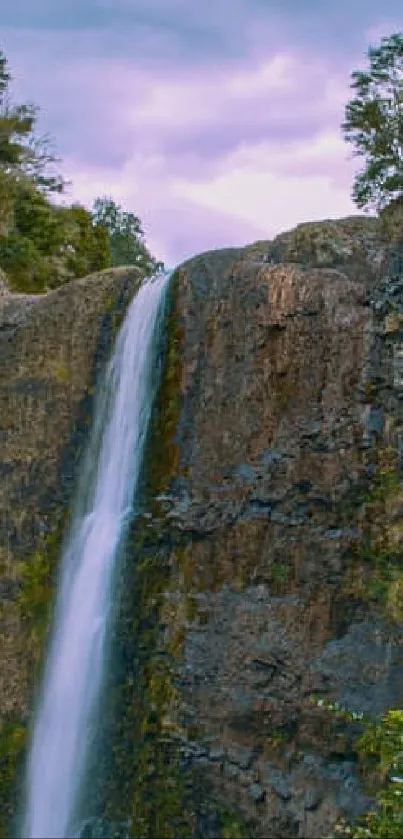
[59,154,265,266]
[60,116,360,268]
[121,52,350,165]
[1,0,399,266]
[4,26,361,266]
[174,166,357,236]
[4,36,350,173]
[3,0,400,64]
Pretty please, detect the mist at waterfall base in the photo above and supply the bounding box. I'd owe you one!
[20,271,171,839]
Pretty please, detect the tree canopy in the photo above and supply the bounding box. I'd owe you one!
[342,32,403,213]
[91,197,164,276]
[0,49,65,196]
[0,48,163,293]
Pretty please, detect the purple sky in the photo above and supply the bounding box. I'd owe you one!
[1,1,402,266]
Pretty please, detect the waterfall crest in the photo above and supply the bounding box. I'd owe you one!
[22,272,170,839]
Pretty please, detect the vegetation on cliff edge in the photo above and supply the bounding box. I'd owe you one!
[0,48,163,293]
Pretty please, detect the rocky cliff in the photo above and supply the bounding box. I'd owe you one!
[0,266,142,833]
[1,218,403,838]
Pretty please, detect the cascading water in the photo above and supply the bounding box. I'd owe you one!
[21,271,171,839]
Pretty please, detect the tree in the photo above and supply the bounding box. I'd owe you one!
[61,204,111,281]
[0,49,160,292]
[0,181,111,292]
[342,32,403,213]
[92,196,164,275]
[0,169,17,236]
[0,49,111,291]
[0,48,65,195]
[13,180,67,255]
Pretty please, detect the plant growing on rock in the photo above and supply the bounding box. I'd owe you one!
[315,700,403,838]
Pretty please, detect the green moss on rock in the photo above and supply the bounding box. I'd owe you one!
[53,364,71,383]
[0,721,27,839]
[342,445,403,622]
[219,808,249,839]
[0,503,69,838]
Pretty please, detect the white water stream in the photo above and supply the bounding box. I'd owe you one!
[22,272,170,839]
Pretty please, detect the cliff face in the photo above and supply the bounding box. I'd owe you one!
[149,218,403,839]
[1,219,403,838]
[0,266,141,829]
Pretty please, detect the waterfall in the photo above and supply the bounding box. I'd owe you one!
[21,271,171,839]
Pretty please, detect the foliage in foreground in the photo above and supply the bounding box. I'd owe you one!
[315,700,403,838]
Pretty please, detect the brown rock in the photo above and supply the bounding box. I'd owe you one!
[158,218,403,836]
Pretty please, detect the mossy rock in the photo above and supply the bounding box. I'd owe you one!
[0,720,28,839]
[255,216,380,272]
[0,505,69,838]
[341,444,403,623]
